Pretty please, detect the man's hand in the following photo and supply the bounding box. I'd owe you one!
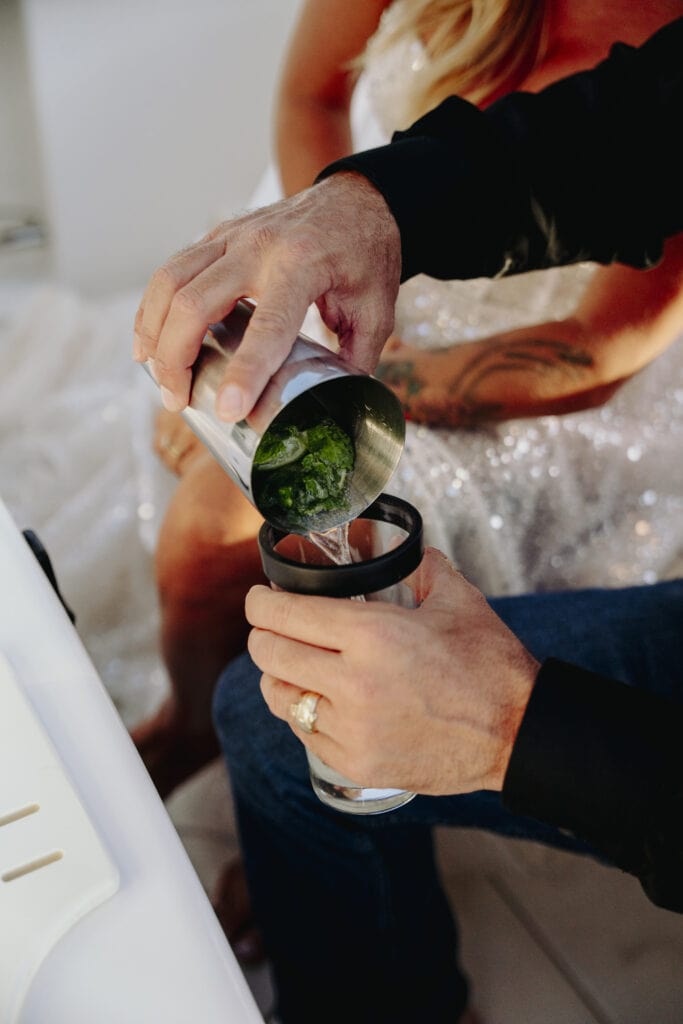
[246,547,539,795]
[133,172,402,421]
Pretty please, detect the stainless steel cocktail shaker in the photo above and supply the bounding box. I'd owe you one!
[144,300,405,534]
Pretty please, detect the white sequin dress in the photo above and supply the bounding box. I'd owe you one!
[349,6,683,594]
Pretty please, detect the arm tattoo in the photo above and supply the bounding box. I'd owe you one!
[448,338,594,425]
[376,339,595,427]
[375,360,425,396]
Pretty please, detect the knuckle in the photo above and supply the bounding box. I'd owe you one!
[278,637,300,677]
[339,670,376,723]
[155,363,190,396]
[204,223,226,243]
[137,321,159,347]
[247,626,268,666]
[171,284,206,322]
[271,593,296,636]
[251,223,277,256]
[365,609,403,650]
[280,233,317,267]
[151,262,182,294]
[258,672,277,713]
[250,305,293,346]
[150,352,174,375]
[228,348,263,384]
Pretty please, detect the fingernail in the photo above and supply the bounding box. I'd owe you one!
[160,386,183,412]
[217,384,245,421]
[132,333,143,361]
[147,359,159,383]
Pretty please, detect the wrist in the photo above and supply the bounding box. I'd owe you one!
[485,649,539,792]
[315,168,402,272]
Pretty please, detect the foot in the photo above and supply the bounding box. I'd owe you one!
[153,408,204,476]
[212,857,266,966]
[130,698,221,800]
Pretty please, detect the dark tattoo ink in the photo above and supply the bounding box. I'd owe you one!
[447,338,595,424]
[376,360,425,396]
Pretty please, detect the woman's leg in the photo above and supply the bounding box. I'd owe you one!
[132,446,266,798]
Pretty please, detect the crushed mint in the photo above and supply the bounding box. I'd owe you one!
[253,425,308,470]
[254,417,354,519]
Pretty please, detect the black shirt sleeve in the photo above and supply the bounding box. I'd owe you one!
[317,17,683,282]
[503,658,683,913]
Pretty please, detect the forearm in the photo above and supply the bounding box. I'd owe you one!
[503,659,683,913]
[276,99,353,198]
[377,319,620,427]
[318,18,683,281]
[573,232,683,379]
[274,0,388,197]
[378,228,683,427]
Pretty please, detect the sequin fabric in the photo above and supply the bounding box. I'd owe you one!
[352,3,683,595]
[0,287,175,726]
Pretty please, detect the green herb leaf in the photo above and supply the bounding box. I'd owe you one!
[254,417,355,519]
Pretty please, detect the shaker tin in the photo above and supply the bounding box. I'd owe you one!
[144,299,405,534]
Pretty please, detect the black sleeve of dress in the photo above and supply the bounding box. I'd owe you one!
[316,17,683,282]
[503,658,683,913]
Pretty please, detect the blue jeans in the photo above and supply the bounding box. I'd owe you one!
[213,579,683,1024]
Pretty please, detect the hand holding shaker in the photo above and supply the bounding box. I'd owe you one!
[258,495,424,814]
[143,299,406,535]
[143,299,423,814]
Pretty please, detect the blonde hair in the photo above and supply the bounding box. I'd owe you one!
[359,0,549,125]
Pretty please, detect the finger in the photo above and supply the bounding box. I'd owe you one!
[136,239,227,360]
[214,273,316,422]
[260,674,349,772]
[247,627,340,695]
[334,297,396,375]
[245,585,362,650]
[133,304,146,361]
[259,673,330,732]
[152,266,258,410]
[260,672,295,723]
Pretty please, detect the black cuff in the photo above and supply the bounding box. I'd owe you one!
[503,658,677,874]
[316,96,521,283]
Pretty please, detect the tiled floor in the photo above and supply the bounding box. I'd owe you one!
[166,758,683,1024]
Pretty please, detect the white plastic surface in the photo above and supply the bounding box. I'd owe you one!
[0,498,264,1024]
[0,652,119,1022]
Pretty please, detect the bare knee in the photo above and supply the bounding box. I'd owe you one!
[155,460,264,606]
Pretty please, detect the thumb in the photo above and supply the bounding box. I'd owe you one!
[404,546,466,609]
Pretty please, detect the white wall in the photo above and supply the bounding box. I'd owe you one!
[19,0,302,295]
[0,0,46,215]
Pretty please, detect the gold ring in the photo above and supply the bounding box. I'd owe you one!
[159,436,185,462]
[289,691,321,734]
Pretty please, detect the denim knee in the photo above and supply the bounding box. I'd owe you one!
[212,650,323,821]
[491,578,683,698]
